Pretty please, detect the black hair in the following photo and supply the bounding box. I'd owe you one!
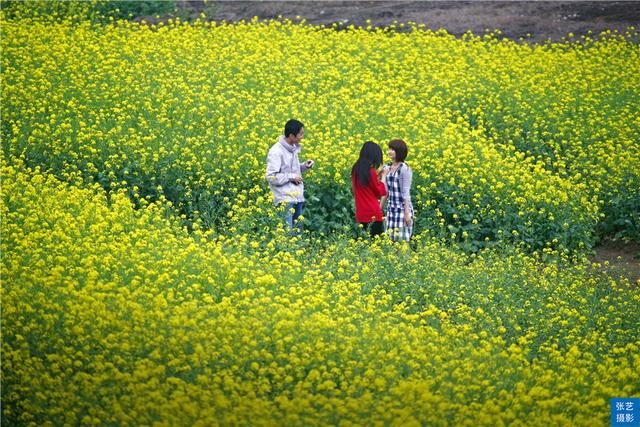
[284,119,304,138]
[352,141,383,186]
[388,139,408,162]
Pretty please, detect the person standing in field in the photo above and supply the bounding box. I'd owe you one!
[381,139,414,241]
[351,141,388,238]
[266,119,314,234]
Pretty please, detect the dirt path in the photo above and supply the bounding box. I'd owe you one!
[173,1,640,43]
[591,239,640,285]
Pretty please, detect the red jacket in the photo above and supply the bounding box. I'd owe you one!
[352,168,387,223]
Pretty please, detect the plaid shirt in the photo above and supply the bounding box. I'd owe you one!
[385,163,413,241]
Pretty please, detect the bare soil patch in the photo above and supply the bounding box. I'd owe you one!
[591,239,640,285]
[171,1,640,43]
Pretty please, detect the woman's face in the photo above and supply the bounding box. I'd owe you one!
[387,148,397,162]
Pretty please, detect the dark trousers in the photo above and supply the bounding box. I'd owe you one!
[359,221,384,238]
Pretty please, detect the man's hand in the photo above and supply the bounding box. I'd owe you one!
[305,160,314,169]
[292,176,303,185]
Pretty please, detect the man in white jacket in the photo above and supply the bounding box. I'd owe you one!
[266,119,314,233]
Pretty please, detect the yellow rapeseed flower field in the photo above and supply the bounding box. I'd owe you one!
[2,12,638,250]
[2,159,639,426]
[1,6,639,426]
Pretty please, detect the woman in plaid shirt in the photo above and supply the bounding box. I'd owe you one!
[381,139,414,241]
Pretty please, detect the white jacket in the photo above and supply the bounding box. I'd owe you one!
[266,135,310,204]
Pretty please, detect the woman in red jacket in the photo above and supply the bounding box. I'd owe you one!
[351,141,388,237]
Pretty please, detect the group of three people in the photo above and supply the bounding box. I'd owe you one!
[266,119,413,241]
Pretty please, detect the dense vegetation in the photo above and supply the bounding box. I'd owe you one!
[2,3,638,425]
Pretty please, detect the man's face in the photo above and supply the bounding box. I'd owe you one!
[293,127,305,144]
